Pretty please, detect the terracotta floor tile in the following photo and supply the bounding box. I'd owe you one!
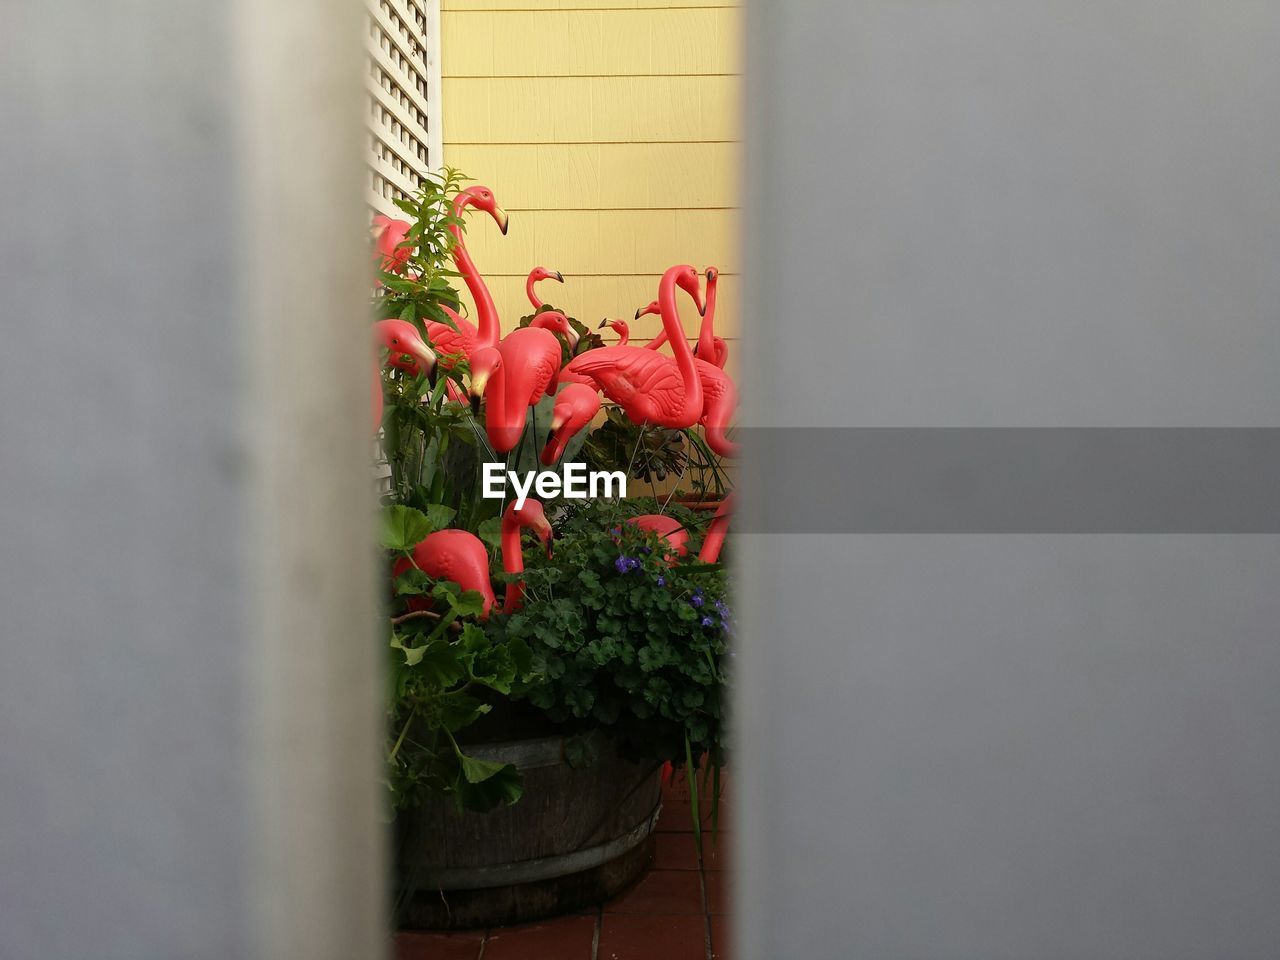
[653,831,700,870]
[393,930,483,960]
[709,916,732,959]
[604,868,705,915]
[481,914,596,960]
[597,914,708,960]
[700,834,731,872]
[703,871,729,916]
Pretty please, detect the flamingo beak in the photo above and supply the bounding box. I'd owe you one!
[540,522,554,557]
[494,206,509,235]
[633,307,642,320]
[469,370,488,416]
[409,343,439,386]
[568,330,581,352]
[554,271,564,283]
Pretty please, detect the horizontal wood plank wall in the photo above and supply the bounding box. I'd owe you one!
[440,0,741,354]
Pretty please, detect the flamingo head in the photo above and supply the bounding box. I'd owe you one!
[671,264,706,315]
[528,266,564,285]
[468,346,502,416]
[504,498,554,556]
[599,318,630,339]
[374,319,437,384]
[634,300,660,321]
[530,310,580,353]
[460,185,508,235]
[541,383,602,465]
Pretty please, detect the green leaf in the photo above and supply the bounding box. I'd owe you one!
[453,760,523,812]
[477,516,503,549]
[380,505,432,551]
[458,753,509,784]
[394,568,434,597]
[424,503,457,531]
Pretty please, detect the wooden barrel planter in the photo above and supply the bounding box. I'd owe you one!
[395,732,662,930]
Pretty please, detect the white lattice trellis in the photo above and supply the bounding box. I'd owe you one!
[365,0,442,216]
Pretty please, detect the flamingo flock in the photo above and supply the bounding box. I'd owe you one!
[373,184,736,601]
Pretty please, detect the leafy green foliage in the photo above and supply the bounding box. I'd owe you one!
[373,167,471,329]
[489,499,731,769]
[384,506,539,813]
[581,407,688,485]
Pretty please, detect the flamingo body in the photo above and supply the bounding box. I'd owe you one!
[425,305,478,370]
[562,265,704,429]
[392,529,496,618]
[372,215,412,273]
[628,514,690,557]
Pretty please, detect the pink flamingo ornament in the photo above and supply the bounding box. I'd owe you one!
[643,268,737,457]
[525,266,565,310]
[561,264,705,430]
[392,529,497,618]
[643,272,728,367]
[628,514,690,558]
[372,319,439,431]
[477,312,579,453]
[502,499,553,614]
[540,383,603,465]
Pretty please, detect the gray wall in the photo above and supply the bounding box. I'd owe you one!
[739,3,1280,958]
[0,3,381,958]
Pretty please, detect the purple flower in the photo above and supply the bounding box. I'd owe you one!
[614,556,631,573]
[714,599,730,618]
[626,557,641,571]
[700,616,714,627]
[611,527,623,537]
[655,576,667,587]
[639,546,652,554]
[690,595,704,608]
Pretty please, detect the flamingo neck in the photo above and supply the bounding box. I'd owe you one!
[698,275,719,361]
[450,193,500,349]
[500,520,527,614]
[698,494,734,564]
[658,270,703,423]
[526,273,543,310]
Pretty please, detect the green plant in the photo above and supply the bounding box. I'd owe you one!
[493,499,731,771]
[373,167,471,329]
[381,505,539,812]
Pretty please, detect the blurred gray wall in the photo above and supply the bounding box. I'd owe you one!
[738,2,1280,959]
[0,3,381,959]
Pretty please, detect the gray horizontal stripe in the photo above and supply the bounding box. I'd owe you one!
[738,428,1280,533]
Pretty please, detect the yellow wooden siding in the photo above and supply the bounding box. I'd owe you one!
[441,0,740,349]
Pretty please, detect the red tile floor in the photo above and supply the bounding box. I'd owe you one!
[394,771,732,960]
